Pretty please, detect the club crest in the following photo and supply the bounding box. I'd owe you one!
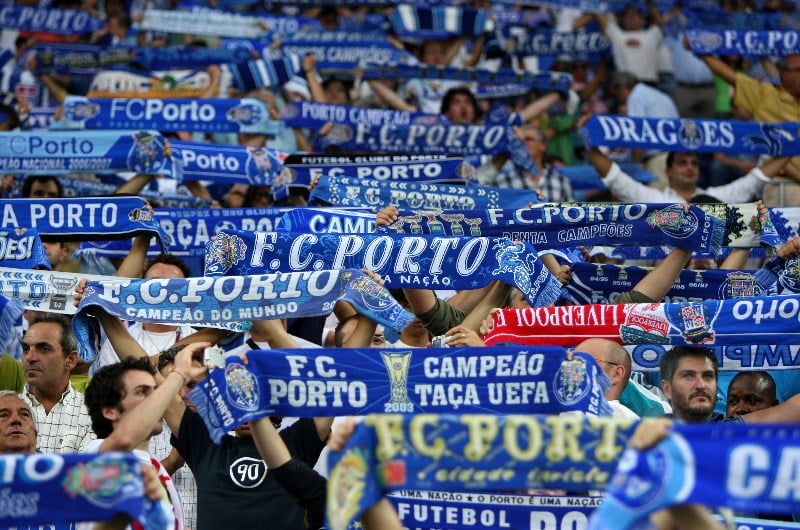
[646,205,698,239]
[224,362,260,412]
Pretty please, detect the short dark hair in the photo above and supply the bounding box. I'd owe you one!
[729,371,777,402]
[85,357,156,439]
[659,346,718,383]
[440,87,481,121]
[666,151,699,169]
[26,312,76,356]
[21,176,63,198]
[143,254,191,279]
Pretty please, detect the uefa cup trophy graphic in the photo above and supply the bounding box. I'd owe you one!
[381,351,413,413]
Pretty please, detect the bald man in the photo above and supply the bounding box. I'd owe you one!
[575,338,639,419]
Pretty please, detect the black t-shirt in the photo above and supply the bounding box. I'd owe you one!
[172,410,326,530]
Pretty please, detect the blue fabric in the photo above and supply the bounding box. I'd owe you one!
[171,140,282,185]
[591,423,800,529]
[0,196,167,246]
[388,4,489,39]
[326,413,639,530]
[568,262,775,305]
[388,492,600,530]
[73,269,413,360]
[277,207,376,234]
[359,62,573,94]
[0,228,50,270]
[504,29,610,57]
[203,230,562,308]
[687,29,800,57]
[52,96,278,135]
[0,6,103,33]
[0,131,180,178]
[0,452,155,528]
[52,174,211,209]
[273,34,415,71]
[189,348,613,443]
[580,115,800,157]
[286,156,477,190]
[226,56,299,94]
[280,101,441,130]
[315,121,531,157]
[379,204,725,255]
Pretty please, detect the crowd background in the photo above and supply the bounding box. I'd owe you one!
[1,0,800,529]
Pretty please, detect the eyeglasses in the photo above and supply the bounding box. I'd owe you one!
[780,67,800,74]
[595,359,620,366]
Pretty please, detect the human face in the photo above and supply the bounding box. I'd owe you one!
[42,241,66,269]
[444,94,476,125]
[22,322,74,392]
[145,262,185,281]
[662,355,717,423]
[113,370,162,437]
[619,6,645,31]
[666,153,700,191]
[0,395,37,453]
[779,54,800,99]
[324,80,349,105]
[29,179,60,198]
[726,375,775,417]
[519,129,546,158]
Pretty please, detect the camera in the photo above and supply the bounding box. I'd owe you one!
[431,335,451,348]
[203,346,226,368]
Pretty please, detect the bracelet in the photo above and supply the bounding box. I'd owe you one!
[171,370,190,386]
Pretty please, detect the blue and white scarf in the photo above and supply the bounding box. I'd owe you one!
[171,140,283,185]
[684,8,788,31]
[51,175,211,209]
[51,96,278,135]
[0,228,51,270]
[359,62,573,95]
[567,262,775,305]
[628,343,800,373]
[0,5,103,34]
[378,204,725,255]
[277,207,376,234]
[0,196,167,246]
[388,4,489,39]
[505,30,610,57]
[308,175,542,210]
[25,107,58,131]
[76,207,290,266]
[226,56,299,94]
[136,7,269,38]
[33,44,133,74]
[281,101,441,130]
[0,130,180,178]
[687,29,800,57]
[580,115,800,157]
[73,269,412,360]
[591,423,800,529]
[270,36,415,72]
[0,452,163,529]
[316,121,528,157]
[203,230,562,307]
[0,267,106,315]
[326,414,639,530]
[189,348,612,443]
[389,492,601,530]
[285,156,477,189]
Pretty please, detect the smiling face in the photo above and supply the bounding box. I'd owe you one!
[0,394,37,453]
[666,153,700,192]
